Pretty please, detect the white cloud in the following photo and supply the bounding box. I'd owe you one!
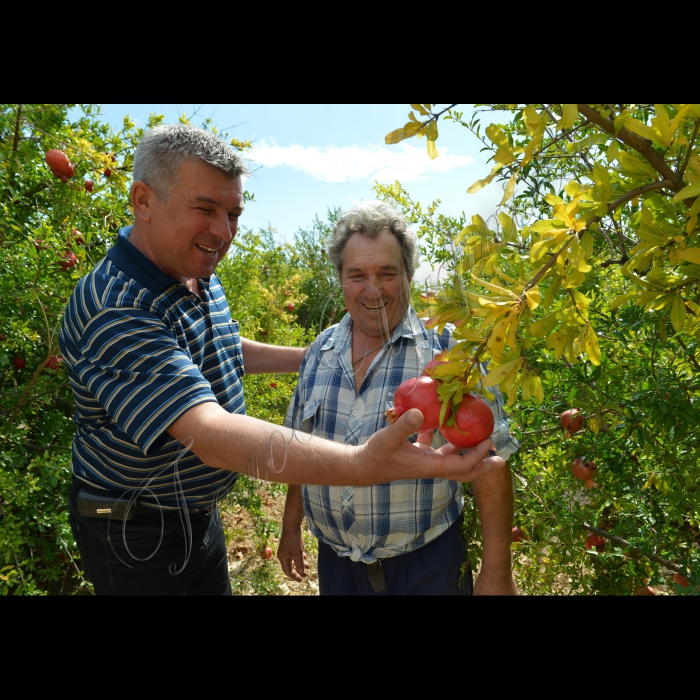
[246,139,473,184]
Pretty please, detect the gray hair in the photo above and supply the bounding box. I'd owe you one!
[132,124,250,202]
[328,201,419,279]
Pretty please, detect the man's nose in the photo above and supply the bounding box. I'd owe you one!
[210,212,234,242]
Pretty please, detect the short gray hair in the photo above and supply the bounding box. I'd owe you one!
[328,201,419,279]
[133,124,250,202]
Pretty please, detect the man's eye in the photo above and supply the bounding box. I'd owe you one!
[198,207,212,214]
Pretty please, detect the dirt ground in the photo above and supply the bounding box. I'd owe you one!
[221,486,320,596]
[221,486,677,596]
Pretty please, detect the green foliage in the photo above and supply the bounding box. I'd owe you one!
[378,104,700,594]
[0,103,157,593]
[0,104,271,595]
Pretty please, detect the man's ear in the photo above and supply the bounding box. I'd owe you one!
[131,181,155,223]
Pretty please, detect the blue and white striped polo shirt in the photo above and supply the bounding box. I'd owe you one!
[59,226,244,510]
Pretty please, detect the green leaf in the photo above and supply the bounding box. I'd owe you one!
[672,183,700,204]
[671,294,687,333]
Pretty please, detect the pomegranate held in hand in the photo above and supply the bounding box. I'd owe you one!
[386,376,442,433]
[422,354,450,377]
[439,394,495,449]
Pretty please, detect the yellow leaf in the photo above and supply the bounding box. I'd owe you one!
[411,104,429,116]
[672,183,700,204]
[500,174,517,206]
[583,326,602,366]
[532,374,544,404]
[588,415,599,435]
[385,128,410,145]
[624,117,671,147]
[507,373,524,407]
[471,275,519,298]
[467,165,503,194]
[498,212,517,243]
[482,357,524,387]
[609,291,636,309]
[671,294,687,333]
[427,138,438,160]
[525,287,541,311]
[558,104,578,131]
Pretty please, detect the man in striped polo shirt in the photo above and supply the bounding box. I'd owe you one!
[60,125,505,595]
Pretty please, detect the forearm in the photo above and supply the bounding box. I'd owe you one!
[169,403,354,484]
[282,484,305,529]
[472,461,515,571]
[241,337,306,374]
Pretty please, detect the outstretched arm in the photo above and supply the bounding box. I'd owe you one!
[168,403,505,487]
[472,461,518,595]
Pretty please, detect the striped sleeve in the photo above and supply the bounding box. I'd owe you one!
[78,307,217,454]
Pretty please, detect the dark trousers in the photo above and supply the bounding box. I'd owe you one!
[317,516,473,595]
[68,478,231,595]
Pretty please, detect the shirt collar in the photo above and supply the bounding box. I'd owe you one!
[320,306,427,352]
[107,226,184,293]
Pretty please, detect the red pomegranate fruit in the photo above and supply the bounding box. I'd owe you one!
[560,409,584,432]
[634,585,656,596]
[46,355,63,370]
[59,251,77,271]
[386,376,442,433]
[512,526,524,543]
[422,354,450,377]
[585,532,606,552]
[46,149,70,176]
[439,394,495,449]
[571,457,597,480]
[673,573,689,588]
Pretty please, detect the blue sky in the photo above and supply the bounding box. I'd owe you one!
[94,104,507,280]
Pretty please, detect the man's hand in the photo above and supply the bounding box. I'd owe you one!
[277,528,310,582]
[365,408,506,484]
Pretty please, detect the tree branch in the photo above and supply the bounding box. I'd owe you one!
[576,104,686,193]
[581,523,680,572]
[674,336,700,374]
[12,104,23,152]
[679,120,700,180]
[524,237,574,292]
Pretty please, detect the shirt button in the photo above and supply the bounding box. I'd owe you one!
[352,410,357,416]
[352,540,358,547]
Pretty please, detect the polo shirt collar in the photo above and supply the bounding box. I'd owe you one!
[107,226,184,293]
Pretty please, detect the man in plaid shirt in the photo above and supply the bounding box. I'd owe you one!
[278,202,520,595]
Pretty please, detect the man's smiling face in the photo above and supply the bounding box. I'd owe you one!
[140,158,244,283]
[340,229,411,339]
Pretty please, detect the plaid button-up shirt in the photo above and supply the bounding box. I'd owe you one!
[285,306,520,563]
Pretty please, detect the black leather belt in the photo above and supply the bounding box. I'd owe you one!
[74,480,213,521]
